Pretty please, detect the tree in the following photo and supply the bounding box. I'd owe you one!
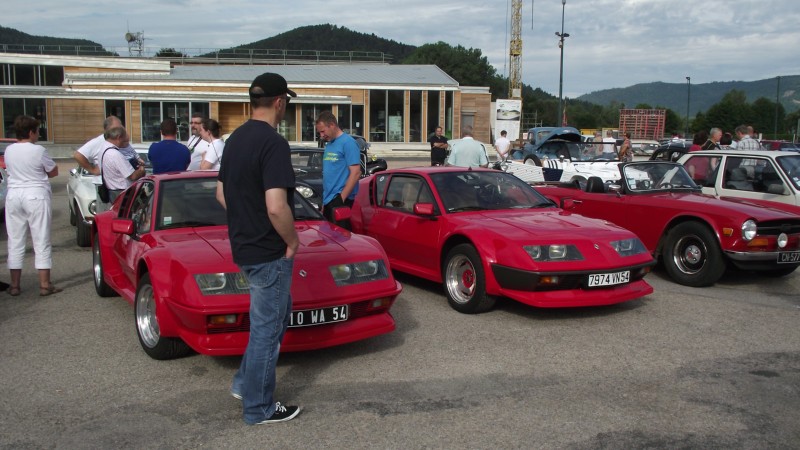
[751,97,785,137]
[693,89,750,133]
[156,48,186,58]
[403,42,497,92]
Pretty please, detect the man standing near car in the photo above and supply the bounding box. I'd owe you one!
[215,72,301,425]
[494,130,511,163]
[701,128,722,150]
[186,113,211,170]
[735,125,761,151]
[429,126,449,166]
[100,126,146,205]
[446,125,489,168]
[148,118,190,174]
[316,111,361,228]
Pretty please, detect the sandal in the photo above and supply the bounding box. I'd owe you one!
[8,286,21,296]
[40,285,63,296]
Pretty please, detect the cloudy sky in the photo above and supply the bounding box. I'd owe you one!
[6,0,799,98]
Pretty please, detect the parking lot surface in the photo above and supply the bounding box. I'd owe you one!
[1,159,798,448]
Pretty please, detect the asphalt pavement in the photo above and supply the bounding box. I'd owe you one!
[0,159,798,448]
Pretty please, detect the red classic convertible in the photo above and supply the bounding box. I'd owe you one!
[349,167,655,313]
[536,161,800,287]
[92,171,401,359]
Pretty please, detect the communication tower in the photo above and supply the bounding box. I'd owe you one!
[124,30,145,57]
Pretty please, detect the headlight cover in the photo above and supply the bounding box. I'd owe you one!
[741,219,757,241]
[610,238,648,257]
[523,244,584,261]
[195,272,249,295]
[296,185,315,198]
[330,260,389,286]
[88,200,97,216]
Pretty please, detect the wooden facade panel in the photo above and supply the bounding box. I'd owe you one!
[218,102,249,136]
[50,99,105,145]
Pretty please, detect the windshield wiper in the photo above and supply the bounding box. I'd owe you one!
[447,206,486,212]
[161,221,220,229]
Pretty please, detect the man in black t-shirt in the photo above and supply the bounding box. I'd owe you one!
[216,72,301,425]
[428,126,449,166]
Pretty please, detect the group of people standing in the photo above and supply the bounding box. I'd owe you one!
[428,125,508,168]
[690,125,761,151]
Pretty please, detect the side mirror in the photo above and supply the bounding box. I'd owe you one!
[561,198,581,210]
[413,203,435,216]
[333,207,352,222]
[70,168,79,176]
[607,184,622,194]
[111,218,135,235]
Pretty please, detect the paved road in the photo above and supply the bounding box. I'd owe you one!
[1,161,798,448]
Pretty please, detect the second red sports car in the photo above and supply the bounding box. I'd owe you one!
[349,167,655,313]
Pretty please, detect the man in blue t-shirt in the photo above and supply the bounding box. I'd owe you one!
[148,119,190,174]
[315,111,361,228]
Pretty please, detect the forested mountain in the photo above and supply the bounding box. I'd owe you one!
[0,25,106,51]
[218,24,417,62]
[578,76,800,114]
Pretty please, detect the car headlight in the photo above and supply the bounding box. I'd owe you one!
[88,200,97,216]
[195,272,249,295]
[610,238,648,256]
[296,185,315,198]
[741,219,757,241]
[329,260,389,286]
[523,244,584,261]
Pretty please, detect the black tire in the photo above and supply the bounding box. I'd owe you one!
[76,219,91,247]
[764,266,798,277]
[135,273,192,360]
[523,155,542,167]
[443,244,496,314]
[92,234,117,297]
[69,200,77,226]
[662,222,726,287]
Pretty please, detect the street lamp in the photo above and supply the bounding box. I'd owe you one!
[774,75,781,139]
[685,76,691,138]
[556,0,569,126]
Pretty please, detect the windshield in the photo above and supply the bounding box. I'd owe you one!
[776,155,800,190]
[622,162,699,192]
[430,171,553,212]
[290,150,323,172]
[156,178,322,230]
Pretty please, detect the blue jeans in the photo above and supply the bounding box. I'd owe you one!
[232,258,293,424]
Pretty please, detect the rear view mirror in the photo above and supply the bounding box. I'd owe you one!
[414,203,435,216]
[333,207,352,222]
[111,218,135,235]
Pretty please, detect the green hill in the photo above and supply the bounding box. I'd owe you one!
[205,24,416,62]
[0,25,110,55]
[577,76,800,114]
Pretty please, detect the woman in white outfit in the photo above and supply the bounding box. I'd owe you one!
[4,115,61,296]
[199,118,225,170]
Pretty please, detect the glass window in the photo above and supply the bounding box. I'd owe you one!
[409,91,422,143]
[387,90,404,142]
[336,104,351,134]
[352,105,364,138]
[2,98,47,140]
[129,182,155,235]
[278,104,296,141]
[1,64,11,85]
[427,91,441,139]
[369,90,386,142]
[301,104,327,142]
[140,101,209,142]
[445,91,454,138]
[14,65,35,86]
[43,66,64,86]
[105,100,126,127]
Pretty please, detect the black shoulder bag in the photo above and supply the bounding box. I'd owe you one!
[97,147,115,203]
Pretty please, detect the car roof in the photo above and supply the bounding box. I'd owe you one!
[683,149,792,158]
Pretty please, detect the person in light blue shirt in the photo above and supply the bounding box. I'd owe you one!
[316,111,361,227]
[446,125,489,168]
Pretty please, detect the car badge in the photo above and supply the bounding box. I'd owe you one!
[298,270,307,278]
[594,244,600,250]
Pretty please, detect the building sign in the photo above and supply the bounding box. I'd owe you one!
[494,99,522,141]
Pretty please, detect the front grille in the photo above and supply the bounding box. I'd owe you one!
[757,220,800,236]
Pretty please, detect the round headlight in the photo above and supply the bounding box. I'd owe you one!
[88,200,97,216]
[296,185,314,198]
[777,233,788,248]
[741,219,757,241]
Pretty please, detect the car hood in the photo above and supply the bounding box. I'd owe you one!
[458,209,633,241]
[638,191,800,220]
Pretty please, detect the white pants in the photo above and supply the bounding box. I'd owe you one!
[5,187,52,270]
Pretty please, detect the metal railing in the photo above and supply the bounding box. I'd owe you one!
[0,44,392,64]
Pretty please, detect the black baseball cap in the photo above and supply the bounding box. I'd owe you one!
[249,72,297,98]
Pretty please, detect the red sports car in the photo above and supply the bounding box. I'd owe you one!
[92,171,401,360]
[349,167,655,313]
[536,161,800,287]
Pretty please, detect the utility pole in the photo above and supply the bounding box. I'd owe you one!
[774,75,781,139]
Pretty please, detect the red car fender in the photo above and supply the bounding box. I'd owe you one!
[92,212,133,300]
[137,250,186,338]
